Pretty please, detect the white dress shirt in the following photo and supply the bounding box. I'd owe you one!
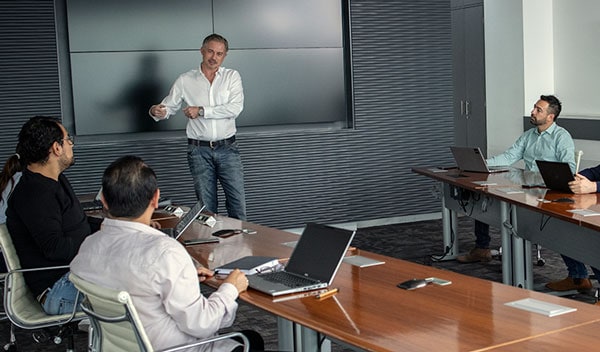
[152,66,244,142]
[71,218,239,351]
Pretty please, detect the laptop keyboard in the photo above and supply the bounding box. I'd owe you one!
[259,271,318,287]
[81,200,103,211]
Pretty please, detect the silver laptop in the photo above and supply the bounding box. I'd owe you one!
[247,223,355,297]
[80,187,104,211]
[450,146,509,173]
[160,201,205,240]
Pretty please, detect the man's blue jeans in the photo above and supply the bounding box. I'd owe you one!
[561,255,600,279]
[42,272,82,315]
[474,220,491,249]
[187,142,246,220]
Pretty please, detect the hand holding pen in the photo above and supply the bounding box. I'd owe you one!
[196,267,214,282]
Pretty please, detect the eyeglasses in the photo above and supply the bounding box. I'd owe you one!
[62,135,75,145]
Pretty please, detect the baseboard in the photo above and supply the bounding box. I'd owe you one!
[284,212,442,234]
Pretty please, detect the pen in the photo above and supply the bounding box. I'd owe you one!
[315,288,339,300]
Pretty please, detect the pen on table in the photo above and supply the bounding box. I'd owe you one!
[315,288,339,300]
[575,150,583,174]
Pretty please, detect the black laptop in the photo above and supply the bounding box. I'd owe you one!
[247,223,355,296]
[535,160,575,193]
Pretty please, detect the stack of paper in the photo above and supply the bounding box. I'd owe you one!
[496,187,524,194]
[567,209,600,217]
[343,255,385,268]
[505,298,576,317]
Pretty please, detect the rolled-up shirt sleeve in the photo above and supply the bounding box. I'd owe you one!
[203,70,244,120]
[158,247,238,338]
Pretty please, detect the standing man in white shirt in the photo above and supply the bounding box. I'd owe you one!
[150,34,246,220]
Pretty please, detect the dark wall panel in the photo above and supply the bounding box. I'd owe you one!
[523,116,600,141]
[0,0,452,229]
[64,0,348,135]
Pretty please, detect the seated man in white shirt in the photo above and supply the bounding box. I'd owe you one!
[70,156,263,351]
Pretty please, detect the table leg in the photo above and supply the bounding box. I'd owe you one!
[500,202,513,285]
[502,205,533,289]
[300,327,330,352]
[277,317,332,352]
[440,184,459,260]
[277,317,294,351]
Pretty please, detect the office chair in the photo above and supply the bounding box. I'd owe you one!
[69,273,249,352]
[0,251,17,352]
[0,224,86,351]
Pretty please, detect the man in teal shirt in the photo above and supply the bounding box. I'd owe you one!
[458,95,575,264]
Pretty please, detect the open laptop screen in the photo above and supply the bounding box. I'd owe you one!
[536,160,574,193]
[285,223,354,283]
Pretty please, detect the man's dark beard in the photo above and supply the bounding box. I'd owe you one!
[60,155,75,171]
[529,116,542,126]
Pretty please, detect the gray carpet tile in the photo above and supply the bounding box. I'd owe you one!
[1,216,597,351]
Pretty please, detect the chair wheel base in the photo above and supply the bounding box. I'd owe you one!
[3,343,18,352]
[32,329,51,343]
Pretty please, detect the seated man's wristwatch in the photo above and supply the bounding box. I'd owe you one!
[198,107,204,118]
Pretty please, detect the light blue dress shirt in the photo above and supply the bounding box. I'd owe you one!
[486,123,575,172]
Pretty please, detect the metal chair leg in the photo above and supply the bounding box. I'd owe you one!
[535,244,545,266]
[2,323,18,351]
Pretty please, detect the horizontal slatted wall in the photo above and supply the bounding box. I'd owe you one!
[0,0,453,229]
[0,1,62,156]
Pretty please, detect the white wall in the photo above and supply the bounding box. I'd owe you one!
[522,0,554,109]
[553,0,600,169]
[484,0,525,161]
[484,0,600,168]
[553,0,600,118]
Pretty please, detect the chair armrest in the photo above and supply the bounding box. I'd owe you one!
[5,264,70,275]
[4,264,82,325]
[159,331,250,352]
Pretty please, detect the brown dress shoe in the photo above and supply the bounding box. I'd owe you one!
[457,248,492,263]
[545,277,593,292]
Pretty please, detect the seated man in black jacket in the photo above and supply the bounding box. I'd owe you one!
[6,116,100,315]
[545,164,600,291]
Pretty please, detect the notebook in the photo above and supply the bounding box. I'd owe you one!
[247,223,355,297]
[450,146,509,173]
[535,160,574,193]
[160,201,206,240]
[215,256,280,275]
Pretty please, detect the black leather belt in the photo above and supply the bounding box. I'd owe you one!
[188,136,235,149]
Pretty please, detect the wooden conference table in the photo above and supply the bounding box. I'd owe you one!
[485,320,600,351]
[163,213,600,352]
[412,167,600,289]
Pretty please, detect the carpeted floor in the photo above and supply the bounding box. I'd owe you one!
[1,216,596,351]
